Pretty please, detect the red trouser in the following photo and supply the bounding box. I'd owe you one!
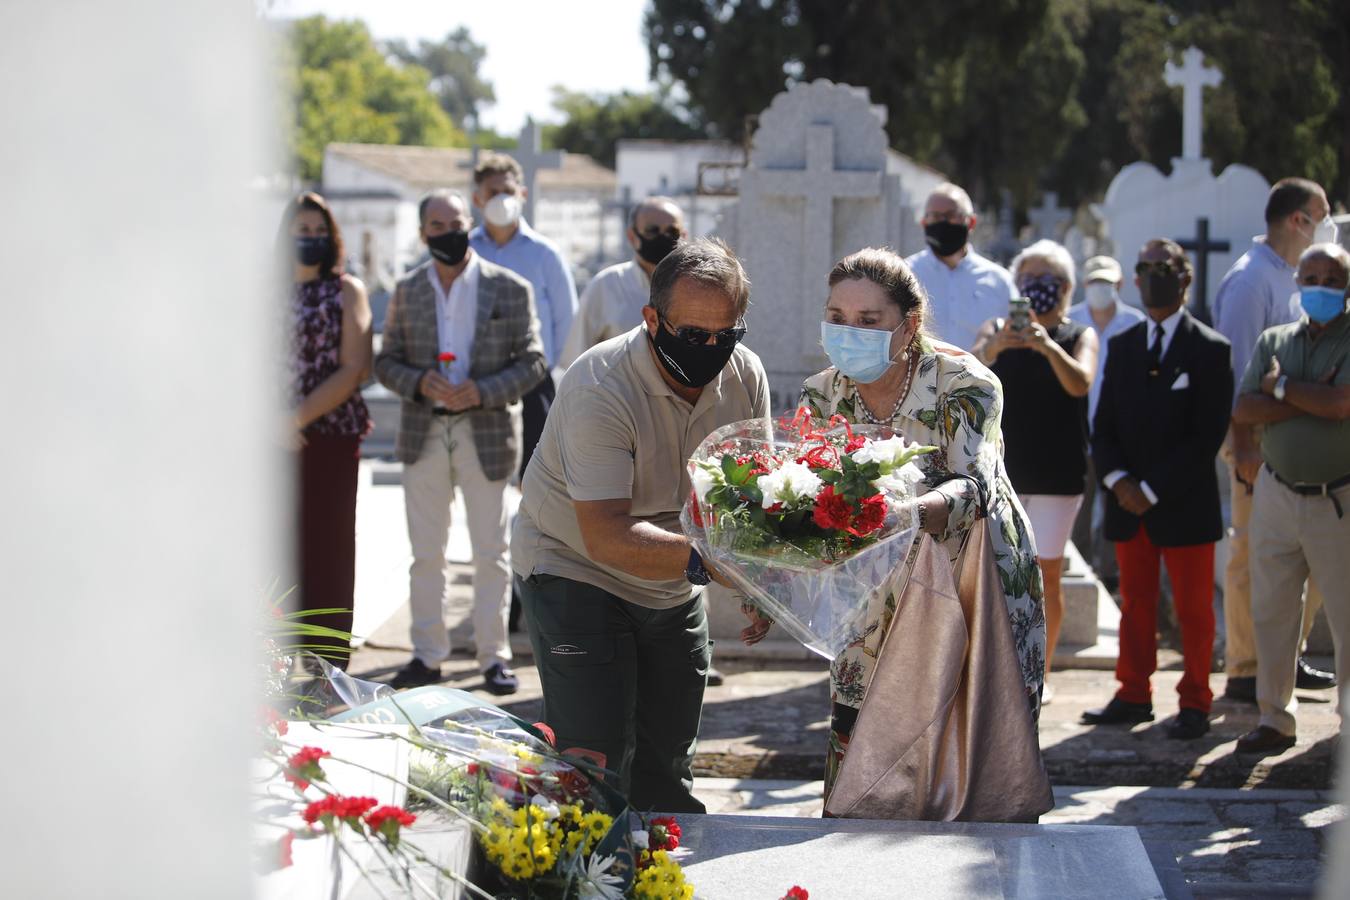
[1113,529,1215,713]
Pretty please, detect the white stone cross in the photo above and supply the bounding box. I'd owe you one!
[1164,46,1223,162]
[1028,192,1072,241]
[753,123,880,350]
[515,117,564,224]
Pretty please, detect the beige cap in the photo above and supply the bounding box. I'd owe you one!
[1083,255,1122,284]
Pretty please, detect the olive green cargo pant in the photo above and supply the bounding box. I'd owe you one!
[517,572,710,813]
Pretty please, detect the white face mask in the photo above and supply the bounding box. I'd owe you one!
[1313,215,1340,246]
[484,193,523,228]
[1085,282,1117,310]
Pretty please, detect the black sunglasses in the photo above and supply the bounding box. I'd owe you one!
[658,312,747,347]
[1135,260,1182,277]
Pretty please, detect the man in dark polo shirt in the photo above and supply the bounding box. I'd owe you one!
[1232,242,1350,755]
[511,238,770,811]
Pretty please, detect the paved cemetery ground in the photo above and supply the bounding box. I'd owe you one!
[347,462,1344,897]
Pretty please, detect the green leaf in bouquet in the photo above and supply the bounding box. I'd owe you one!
[818,469,840,484]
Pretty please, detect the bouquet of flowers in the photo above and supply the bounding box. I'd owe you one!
[682,409,935,658]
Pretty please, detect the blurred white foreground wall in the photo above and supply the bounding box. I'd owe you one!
[0,4,278,895]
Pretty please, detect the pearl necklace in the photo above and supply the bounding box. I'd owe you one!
[853,352,916,425]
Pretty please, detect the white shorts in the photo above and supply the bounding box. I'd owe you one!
[1020,494,1084,560]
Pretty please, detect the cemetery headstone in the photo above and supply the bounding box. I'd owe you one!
[729,79,906,410]
[1099,46,1267,311]
[515,117,564,225]
[1029,192,1073,242]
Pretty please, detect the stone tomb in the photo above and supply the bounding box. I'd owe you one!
[677,813,1166,899]
[1099,47,1268,316]
[731,80,909,411]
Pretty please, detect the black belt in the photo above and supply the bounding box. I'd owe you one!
[1266,465,1350,518]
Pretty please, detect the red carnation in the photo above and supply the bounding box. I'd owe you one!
[649,815,682,851]
[284,746,331,791]
[437,352,456,363]
[278,831,295,869]
[782,887,809,900]
[848,493,887,537]
[302,795,378,829]
[812,484,852,530]
[365,805,416,846]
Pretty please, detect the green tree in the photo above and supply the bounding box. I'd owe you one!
[645,0,1350,210]
[284,16,464,181]
[385,27,497,130]
[544,87,705,167]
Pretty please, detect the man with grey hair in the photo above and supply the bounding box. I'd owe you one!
[376,190,547,694]
[560,196,688,368]
[906,182,1018,351]
[512,237,770,811]
[1232,242,1350,755]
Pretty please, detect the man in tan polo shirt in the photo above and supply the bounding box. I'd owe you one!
[512,237,770,812]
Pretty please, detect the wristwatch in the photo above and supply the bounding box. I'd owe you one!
[1273,375,1288,402]
[685,547,712,586]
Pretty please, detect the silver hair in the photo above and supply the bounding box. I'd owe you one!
[630,195,684,230]
[1011,239,1078,299]
[926,182,975,218]
[648,237,751,318]
[1299,241,1350,279]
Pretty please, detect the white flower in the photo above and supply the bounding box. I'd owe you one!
[530,794,560,819]
[690,461,721,502]
[757,460,824,510]
[850,435,909,468]
[631,829,650,849]
[873,461,927,498]
[579,854,625,900]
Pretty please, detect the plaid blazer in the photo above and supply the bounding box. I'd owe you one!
[374,257,547,480]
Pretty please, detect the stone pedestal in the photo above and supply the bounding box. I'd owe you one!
[676,813,1167,899]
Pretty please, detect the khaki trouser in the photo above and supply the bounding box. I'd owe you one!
[1249,466,1350,736]
[1222,460,1321,676]
[404,416,512,669]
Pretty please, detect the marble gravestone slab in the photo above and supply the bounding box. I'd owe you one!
[676,814,1165,900]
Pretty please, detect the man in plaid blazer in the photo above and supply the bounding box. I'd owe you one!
[375,190,546,693]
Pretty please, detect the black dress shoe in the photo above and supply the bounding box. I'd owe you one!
[1296,657,1336,690]
[390,658,442,689]
[1222,676,1257,702]
[1081,697,1154,725]
[1236,725,1297,755]
[483,661,519,696]
[1167,708,1210,740]
[706,666,725,687]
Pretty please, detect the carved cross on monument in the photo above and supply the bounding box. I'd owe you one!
[515,117,564,225]
[1164,47,1223,162]
[752,123,880,354]
[1028,192,1072,241]
[1176,216,1230,324]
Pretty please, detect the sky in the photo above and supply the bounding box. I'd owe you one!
[269,0,655,135]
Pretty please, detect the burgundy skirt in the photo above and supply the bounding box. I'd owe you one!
[297,433,361,666]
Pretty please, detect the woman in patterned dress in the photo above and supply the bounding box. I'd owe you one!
[284,192,373,665]
[798,248,1045,797]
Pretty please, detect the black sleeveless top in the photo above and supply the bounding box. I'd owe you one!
[991,319,1089,495]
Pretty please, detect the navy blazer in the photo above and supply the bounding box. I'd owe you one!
[1091,308,1232,546]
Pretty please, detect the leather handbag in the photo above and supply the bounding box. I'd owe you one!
[823,524,1054,822]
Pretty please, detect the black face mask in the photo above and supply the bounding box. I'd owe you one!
[923,221,969,258]
[636,232,679,266]
[427,229,469,266]
[649,321,737,389]
[1139,272,1183,308]
[295,236,330,267]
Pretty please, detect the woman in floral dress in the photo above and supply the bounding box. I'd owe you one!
[284,192,373,665]
[798,247,1045,797]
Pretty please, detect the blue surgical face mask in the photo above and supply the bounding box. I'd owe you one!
[821,321,903,384]
[1299,285,1347,325]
